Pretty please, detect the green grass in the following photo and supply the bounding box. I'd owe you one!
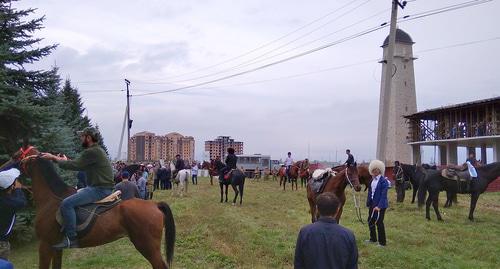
[9,177,500,268]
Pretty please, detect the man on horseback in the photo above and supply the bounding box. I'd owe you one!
[285,152,294,183]
[41,127,114,249]
[224,148,238,180]
[344,149,355,167]
[173,154,185,179]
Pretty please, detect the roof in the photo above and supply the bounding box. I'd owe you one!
[382,28,414,47]
[405,96,500,120]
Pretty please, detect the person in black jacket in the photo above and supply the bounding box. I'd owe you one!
[294,192,358,269]
[0,168,28,261]
[225,148,238,170]
[344,149,355,167]
[173,154,185,179]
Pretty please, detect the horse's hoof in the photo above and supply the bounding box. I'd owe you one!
[438,218,443,222]
[426,217,431,221]
[232,203,236,206]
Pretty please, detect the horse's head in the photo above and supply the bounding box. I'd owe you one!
[17,146,41,176]
[346,163,361,192]
[357,165,372,190]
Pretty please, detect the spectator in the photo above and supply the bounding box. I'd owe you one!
[0,168,28,262]
[191,162,198,185]
[114,171,140,200]
[146,165,154,200]
[137,173,147,200]
[294,192,358,269]
[366,160,389,247]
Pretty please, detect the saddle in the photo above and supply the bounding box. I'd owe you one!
[56,191,122,238]
[441,168,471,182]
[309,169,336,194]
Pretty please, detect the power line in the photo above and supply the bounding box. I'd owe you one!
[135,0,364,82]
[136,0,376,85]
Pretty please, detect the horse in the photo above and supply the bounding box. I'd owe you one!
[15,146,175,269]
[307,164,361,223]
[218,169,246,205]
[418,162,500,221]
[297,161,311,188]
[174,169,190,197]
[202,160,218,185]
[399,163,427,204]
[278,164,300,191]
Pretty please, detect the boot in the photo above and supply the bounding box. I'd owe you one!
[52,236,79,249]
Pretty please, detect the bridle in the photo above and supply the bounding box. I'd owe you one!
[344,166,364,224]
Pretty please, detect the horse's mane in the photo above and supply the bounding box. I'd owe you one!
[33,157,72,197]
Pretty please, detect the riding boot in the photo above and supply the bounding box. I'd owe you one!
[52,236,79,249]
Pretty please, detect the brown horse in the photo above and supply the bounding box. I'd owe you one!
[202,160,218,185]
[278,164,300,190]
[307,164,361,223]
[297,161,311,188]
[16,146,175,269]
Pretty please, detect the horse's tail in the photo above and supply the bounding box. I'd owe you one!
[417,174,428,208]
[157,202,175,266]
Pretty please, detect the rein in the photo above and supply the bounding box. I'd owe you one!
[345,168,364,224]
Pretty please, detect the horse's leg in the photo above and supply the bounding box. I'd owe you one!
[239,183,244,205]
[38,241,55,269]
[425,194,433,220]
[444,191,452,208]
[128,226,167,269]
[210,175,213,185]
[307,197,316,223]
[219,182,223,203]
[52,250,62,269]
[411,186,418,204]
[225,184,228,202]
[231,184,238,205]
[468,191,480,221]
[432,193,443,221]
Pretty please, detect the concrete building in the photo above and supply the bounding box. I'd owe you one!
[205,136,243,160]
[376,28,417,165]
[128,131,195,162]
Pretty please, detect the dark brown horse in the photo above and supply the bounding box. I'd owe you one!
[16,146,175,269]
[307,164,361,223]
[278,164,300,191]
[202,160,218,185]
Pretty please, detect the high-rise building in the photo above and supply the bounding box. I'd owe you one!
[376,29,417,165]
[128,131,195,162]
[205,136,243,160]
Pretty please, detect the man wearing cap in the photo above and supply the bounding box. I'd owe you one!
[114,171,140,200]
[0,168,28,261]
[41,127,114,249]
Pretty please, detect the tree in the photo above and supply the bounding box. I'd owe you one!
[0,0,59,161]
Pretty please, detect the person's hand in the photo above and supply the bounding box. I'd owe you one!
[40,152,57,161]
[57,154,68,161]
[374,207,381,212]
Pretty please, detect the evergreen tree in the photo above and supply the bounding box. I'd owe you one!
[0,0,59,161]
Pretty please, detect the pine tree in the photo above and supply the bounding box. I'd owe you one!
[0,0,59,161]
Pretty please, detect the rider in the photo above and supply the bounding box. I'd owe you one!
[285,152,294,183]
[173,154,185,179]
[224,148,238,179]
[302,158,310,173]
[344,149,355,167]
[41,127,114,249]
[0,168,27,261]
[466,152,478,167]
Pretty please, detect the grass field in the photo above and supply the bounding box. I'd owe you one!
[9,177,500,269]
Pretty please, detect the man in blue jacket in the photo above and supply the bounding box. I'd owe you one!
[0,168,28,261]
[294,192,358,269]
[366,159,389,247]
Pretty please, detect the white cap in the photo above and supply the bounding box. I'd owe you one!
[0,168,20,189]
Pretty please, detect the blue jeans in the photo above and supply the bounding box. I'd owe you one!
[192,175,198,185]
[60,187,113,238]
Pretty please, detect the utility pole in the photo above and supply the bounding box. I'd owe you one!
[125,79,131,162]
[377,0,407,163]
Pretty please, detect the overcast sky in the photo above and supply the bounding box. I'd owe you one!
[16,0,500,163]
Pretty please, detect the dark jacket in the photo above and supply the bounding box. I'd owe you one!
[175,159,185,171]
[0,189,27,241]
[345,154,355,166]
[294,217,358,269]
[225,154,238,170]
[57,144,114,188]
[366,176,389,209]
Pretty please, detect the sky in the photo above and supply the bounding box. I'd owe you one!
[14,0,500,163]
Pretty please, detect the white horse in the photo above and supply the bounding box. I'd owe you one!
[175,169,190,197]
